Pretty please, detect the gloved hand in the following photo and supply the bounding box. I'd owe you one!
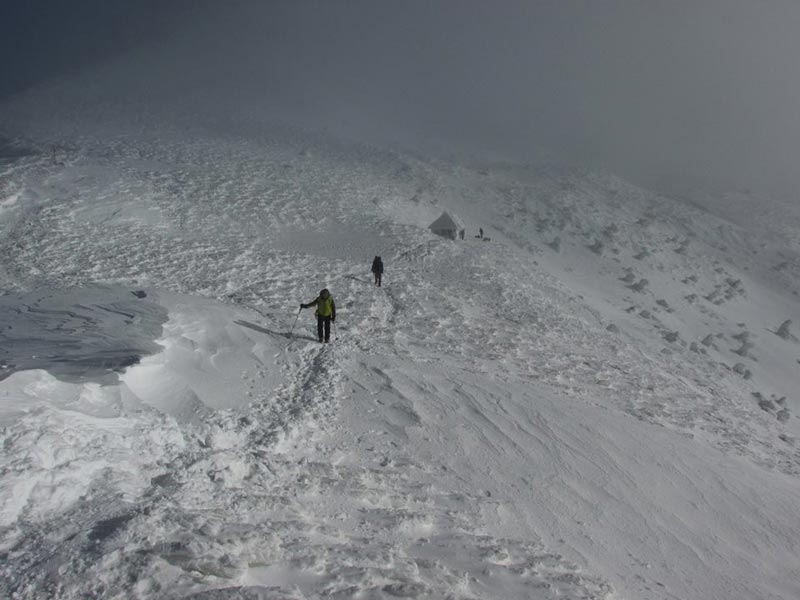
[331,316,336,322]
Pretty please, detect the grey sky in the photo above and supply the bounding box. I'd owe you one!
[4,1,800,197]
[0,1,190,96]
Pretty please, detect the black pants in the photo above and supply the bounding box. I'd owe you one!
[317,316,331,342]
[374,272,382,286]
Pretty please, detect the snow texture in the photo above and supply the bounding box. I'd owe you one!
[1,61,799,600]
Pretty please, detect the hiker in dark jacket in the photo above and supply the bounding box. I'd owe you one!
[371,256,384,287]
[300,288,336,343]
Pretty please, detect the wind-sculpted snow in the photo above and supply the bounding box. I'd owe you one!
[0,285,166,385]
[1,102,799,598]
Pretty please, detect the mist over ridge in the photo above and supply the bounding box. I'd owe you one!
[4,1,800,199]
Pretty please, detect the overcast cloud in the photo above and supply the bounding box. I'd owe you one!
[3,0,800,197]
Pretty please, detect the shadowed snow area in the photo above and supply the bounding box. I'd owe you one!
[1,73,800,599]
[0,285,167,386]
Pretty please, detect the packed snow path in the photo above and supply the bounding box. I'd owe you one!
[1,121,799,599]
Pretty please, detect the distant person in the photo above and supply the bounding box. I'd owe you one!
[371,256,384,286]
[459,229,465,240]
[300,288,336,343]
[479,227,484,239]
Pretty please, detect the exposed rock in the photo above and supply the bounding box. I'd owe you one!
[775,319,795,341]
[628,279,649,293]
[732,331,749,342]
[758,398,776,412]
[587,239,604,255]
[732,363,752,379]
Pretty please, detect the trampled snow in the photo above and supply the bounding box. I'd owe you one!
[1,68,799,600]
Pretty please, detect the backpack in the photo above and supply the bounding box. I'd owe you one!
[316,289,333,317]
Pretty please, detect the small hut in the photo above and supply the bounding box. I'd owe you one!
[428,211,464,240]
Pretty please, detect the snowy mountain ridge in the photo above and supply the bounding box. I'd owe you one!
[1,99,799,599]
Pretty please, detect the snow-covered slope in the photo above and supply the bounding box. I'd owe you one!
[1,76,799,600]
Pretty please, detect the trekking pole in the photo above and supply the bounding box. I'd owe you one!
[289,306,302,336]
[333,319,337,341]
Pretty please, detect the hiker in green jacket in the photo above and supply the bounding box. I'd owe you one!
[300,288,336,343]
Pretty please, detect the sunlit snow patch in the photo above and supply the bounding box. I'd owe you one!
[0,285,288,424]
[121,290,287,420]
[0,285,290,530]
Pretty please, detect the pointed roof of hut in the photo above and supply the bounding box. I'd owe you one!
[428,211,464,231]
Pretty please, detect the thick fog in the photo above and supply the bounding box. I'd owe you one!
[0,1,187,97]
[4,0,800,198]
